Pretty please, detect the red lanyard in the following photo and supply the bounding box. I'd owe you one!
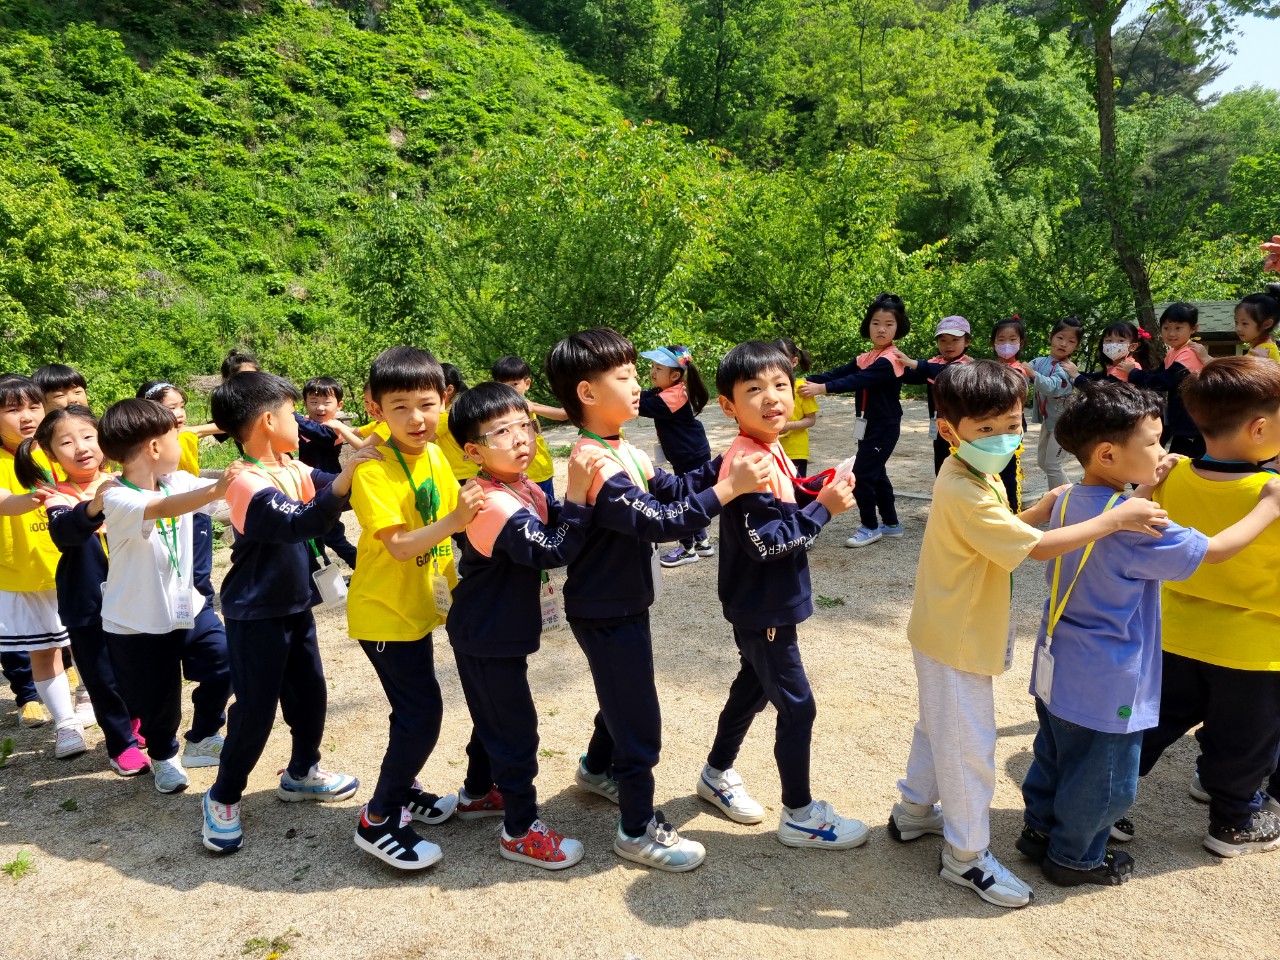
[736,431,796,481]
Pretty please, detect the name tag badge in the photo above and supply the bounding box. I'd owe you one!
[540,580,564,633]
[312,561,348,607]
[1034,643,1055,704]
[431,559,453,615]
[854,415,868,442]
[928,417,939,440]
[1003,619,1016,672]
[172,579,196,631]
[651,546,663,600]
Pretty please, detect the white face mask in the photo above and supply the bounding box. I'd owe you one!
[1102,342,1131,361]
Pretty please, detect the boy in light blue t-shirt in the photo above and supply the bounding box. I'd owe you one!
[1016,381,1280,887]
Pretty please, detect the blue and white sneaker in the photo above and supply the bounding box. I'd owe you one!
[844,527,883,549]
[878,523,905,539]
[777,800,868,849]
[696,765,765,824]
[277,764,359,803]
[201,791,243,854]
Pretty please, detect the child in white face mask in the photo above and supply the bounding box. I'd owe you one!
[1087,321,1155,383]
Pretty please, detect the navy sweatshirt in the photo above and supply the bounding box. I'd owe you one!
[448,481,592,657]
[1127,364,1200,439]
[296,415,343,474]
[220,462,349,621]
[47,500,108,630]
[716,436,831,629]
[639,384,711,472]
[806,355,903,421]
[565,440,723,621]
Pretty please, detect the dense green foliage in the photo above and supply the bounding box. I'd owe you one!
[0,0,1276,407]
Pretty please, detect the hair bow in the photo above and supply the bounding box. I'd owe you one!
[1137,328,1151,339]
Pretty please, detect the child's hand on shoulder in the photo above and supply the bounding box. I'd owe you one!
[213,459,250,496]
[1116,357,1137,373]
[796,381,824,399]
[1257,477,1280,513]
[1060,359,1079,378]
[891,347,917,369]
[1023,484,1070,525]
[817,476,855,516]
[1111,496,1169,537]
[566,445,608,504]
[1153,453,1184,487]
[333,443,383,495]
[727,451,770,496]
[88,478,119,518]
[452,478,485,530]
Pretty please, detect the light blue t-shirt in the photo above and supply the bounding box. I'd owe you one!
[1029,484,1208,733]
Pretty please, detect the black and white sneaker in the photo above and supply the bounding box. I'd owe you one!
[1109,817,1135,843]
[405,784,458,825]
[1014,825,1049,863]
[354,806,442,870]
[1041,849,1134,887]
[694,536,715,557]
[1204,809,1280,858]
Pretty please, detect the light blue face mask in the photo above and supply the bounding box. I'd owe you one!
[957,432,1021,475]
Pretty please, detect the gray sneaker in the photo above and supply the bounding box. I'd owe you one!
[182,734,224,768]
[153,756,191,794]
[939,845,1034,908]
[574,756,619,804]
[613,811,706,872]
[888,801,944,842]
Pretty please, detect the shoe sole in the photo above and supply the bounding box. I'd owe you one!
[277,783,358,803]
[1041,862,1130,886]
[777,828,869,850]
[1189,785,1211,803]
[887,814,943,843]
[939,867,1032,909]
[155,780,190,794]
[499,843,584,871]
[202,834,243,854]
[696,780,765,824]
[844,537,882,549]
[613,843,705,872]
[110,762,151,777]
[659,556,699,568]
[408,809,455,826]
[182,755,221,769]
[54,744,88,760]
[353,833,443,870]
[456,808,505,821]
[20,718,49,728]
[575,774,620,805]
[695,549,716,557]
[879,530,905,538]
[1202,834,1280,858]
[1109,827,1134,843]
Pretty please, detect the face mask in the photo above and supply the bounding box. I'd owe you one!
[994,342,1019,359]
[957,432,1021,475]
[1102,342,1131,361]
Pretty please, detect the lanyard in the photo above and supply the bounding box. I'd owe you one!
[242,456,321,558]
[1191,456,1277,475]
[578,430,649,492]
[478,471,542,517]
[736,431,796,481]
[118,476,181,577]
[1045,489,1122,645]
[388,441,439,525]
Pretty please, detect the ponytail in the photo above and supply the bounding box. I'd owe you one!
[13,436,52,490]
[771,337,812,373]
[682,358,710,415]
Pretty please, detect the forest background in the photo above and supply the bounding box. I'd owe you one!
[1,0,1278,407]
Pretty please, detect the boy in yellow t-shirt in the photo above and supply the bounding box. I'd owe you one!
[1140,355,1280,857]
[891,360,1167,909]
[348,346,482,871]
[492,355,566,506]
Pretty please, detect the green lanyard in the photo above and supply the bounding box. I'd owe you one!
[242,456,321,559]
[955,455,1016,598]
[578,429,649,492]
[118,476,182,577]
[388,441,439,525]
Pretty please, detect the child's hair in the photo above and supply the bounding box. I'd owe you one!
[861,293,910,339]
[137,380,186,404]
[221,349,260,380]
[1096,320,1154,370]
[991,316,1027,358]
[302,376,343,402]
[0,373,43,409]
[1236,291,1280,337]
[1159,302,1199,327]
[1048,315,1084,342]
[1054,380,1165,463]
[211,372,303,443]
[32,364,86,396]
[651,345,709,415]
[932,359,1027,424]
[715,341,794,398]
[367,346,446,403]
[771,337,812,373]
[97,398,178,463]
[1181,355,1280,439]
[449,382,528,445]
[545,328,639,427]
[441,363,468,403]
[491,355,533,382]
[14,405,98,489]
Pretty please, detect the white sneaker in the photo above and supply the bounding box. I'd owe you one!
[574,755,620,804]
[844,527,883,548]
[696,765,765,824]
[153,756,191,794]
[888,801,944,842]
[53,723,88,759]
[73,689,97,728]
[1189,771,1210,803]
[182,734,224,768]
[939,845,1034,908]
[613,811,706,872]
[777,800,868,849]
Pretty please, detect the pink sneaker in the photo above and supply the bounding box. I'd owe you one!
[110,746,151,777]
[131,718,146,749]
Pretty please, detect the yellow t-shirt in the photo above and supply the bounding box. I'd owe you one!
[358,421,392,442]
[1243,340,1280,363]
[178,430,201,476]
[348,441,458,642]
[1,447,60,592]
[435,408,480,482]
[527,432,554,484]
[1155,460,1280,670]
[779,379,819,463]
[907,457,1043,675]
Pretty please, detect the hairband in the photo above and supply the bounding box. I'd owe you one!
[145,382,176,399]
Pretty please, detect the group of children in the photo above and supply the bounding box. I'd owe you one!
[3,281,1280,907]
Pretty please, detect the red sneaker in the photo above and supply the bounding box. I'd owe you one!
[499,819,584,870]
[456,785,504,820]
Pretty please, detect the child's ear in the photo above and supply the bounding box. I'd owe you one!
[937,419,959,447]
[463,440,485,465]
[1093,441,1116,467]
[368,399,385,420]
[576,379,595,410]
[717,395,736,420]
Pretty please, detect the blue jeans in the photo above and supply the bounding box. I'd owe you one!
[1022,698,1142,870]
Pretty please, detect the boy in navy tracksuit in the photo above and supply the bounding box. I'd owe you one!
[696,341,868,848]
[544,328,771,872]
[296,376,366,569]
[446,382,609,870]
[200,372,376,854]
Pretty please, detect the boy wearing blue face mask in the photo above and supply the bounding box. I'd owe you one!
[887,361,1170,910]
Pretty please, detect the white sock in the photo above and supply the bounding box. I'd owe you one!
[901,800,934,817]
[705,764,725,779]
[34,673,76,728]
[785,802,817,820]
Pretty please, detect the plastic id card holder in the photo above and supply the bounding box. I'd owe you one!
[1003,619,1017,672]
[312,561,348,607]
[540,580,564,633]
[651,546,663,600]
[1034,643,1055,705]
[172,579,196,631]
[854,416,868,442]
[431,560,453,616]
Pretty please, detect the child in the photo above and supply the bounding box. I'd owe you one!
[348,346,482,870]
[1028,316,1083,489]
[544,327,769,872]
[1078,321,1153,384]
[96,399,242,793]
[990,316,1033,512]
[638,345,716,567]
[1138,356,1280,856]
[696,341,867,849]
[32,364,88,412]
[296,376,366,569]
[772,338,819,478]
[200,372,374,854]
[357,382,392,445]
[434,363,480,486]
[898,316,973,475]
[887,360,1168,909]
[17,406,147,774]
[491,355,566,507]
[1235,289,1280,363]
[0,374,79,755]
[1124,303,1208,458]
[221,349,260,380]
[798,293,910,548]
[1016,381,1280,887]
[447,382,607,869]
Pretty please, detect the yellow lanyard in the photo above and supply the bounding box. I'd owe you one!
[1046,488,1122,644]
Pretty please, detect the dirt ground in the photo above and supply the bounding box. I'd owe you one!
[2,396,1276,960]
